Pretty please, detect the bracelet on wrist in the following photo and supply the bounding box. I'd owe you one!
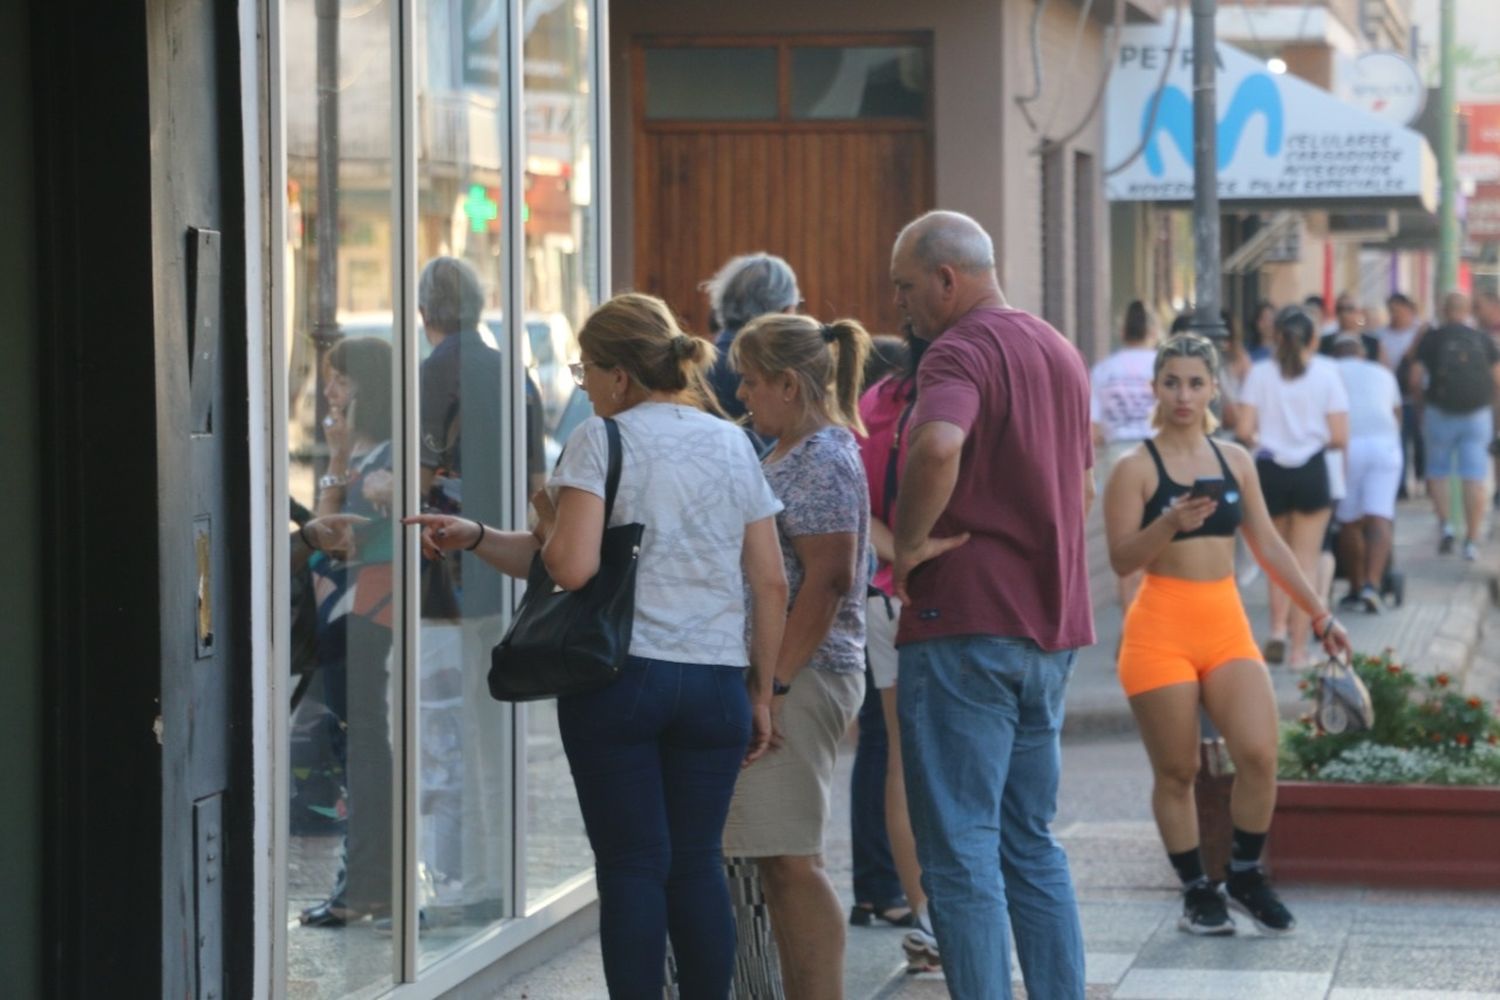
[465,520,486,551]
[771,677,792,697]
[318,473,348,490]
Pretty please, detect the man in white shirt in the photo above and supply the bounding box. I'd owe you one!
[1331,335,1404,614]
[1377,292,1426,498]
[1090,300,1158,610]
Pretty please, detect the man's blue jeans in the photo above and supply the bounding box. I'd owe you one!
[898,636,1083,1000]
[558,656,751,1000]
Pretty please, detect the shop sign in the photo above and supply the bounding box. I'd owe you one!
[1465,103,1500,156]
[1466,183,1500,242]
[1106,17,1437,209]
[1335,51,1426,126]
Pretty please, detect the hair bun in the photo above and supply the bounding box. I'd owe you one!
[670,334,696,360]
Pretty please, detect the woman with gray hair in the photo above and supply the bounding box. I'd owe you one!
[703,252,802,423]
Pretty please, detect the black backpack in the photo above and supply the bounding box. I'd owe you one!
[1426,325,1496,412]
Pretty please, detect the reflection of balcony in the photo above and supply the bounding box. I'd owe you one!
[419,91,503,176]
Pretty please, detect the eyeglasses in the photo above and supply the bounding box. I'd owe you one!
[569,360,604,386]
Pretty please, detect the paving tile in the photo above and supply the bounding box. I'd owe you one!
[1334,942,1500,992]
[1130,897,1351,973]
[1114,968,1332,999]
[1079,900,1170,951]
[1329,991,1500,1000]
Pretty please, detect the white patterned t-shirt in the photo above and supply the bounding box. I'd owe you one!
[547,402,783,666]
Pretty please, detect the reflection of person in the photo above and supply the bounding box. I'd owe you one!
[889,211,1092,1000]
[408,293,788,998]
[1104,333,1351,939]
[1236,308,1349,669]
[1411,292,1500,561]
[296,336,396,928]
[725,313,872,998]
[703,253,802,429]
[1331,334,1403,613]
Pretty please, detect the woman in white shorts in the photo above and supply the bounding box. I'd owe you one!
[728,312,873,998]
[855,359,939,971]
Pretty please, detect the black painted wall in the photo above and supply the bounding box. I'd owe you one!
[0,0,41,994]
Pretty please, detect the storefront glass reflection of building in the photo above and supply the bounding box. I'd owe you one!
[279,0,601,993]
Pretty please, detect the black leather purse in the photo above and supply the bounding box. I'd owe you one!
[488,417,643,702]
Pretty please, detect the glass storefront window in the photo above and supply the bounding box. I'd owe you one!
[522,0,597,912]
[412,0,515,966]
[643,47,778,121]
[283,0,399,995]
[790,45,927,120]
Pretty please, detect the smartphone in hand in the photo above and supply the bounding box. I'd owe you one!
[1188,477,1227,502]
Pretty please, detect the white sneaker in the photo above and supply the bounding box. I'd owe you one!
[1463,539,1480,562]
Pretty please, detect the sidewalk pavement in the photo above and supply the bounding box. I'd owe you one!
[500,499,1500,999]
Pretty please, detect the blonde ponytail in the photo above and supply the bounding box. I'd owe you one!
[731,314,872,433]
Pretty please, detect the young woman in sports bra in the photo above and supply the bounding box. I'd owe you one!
[1103,333,1353,939]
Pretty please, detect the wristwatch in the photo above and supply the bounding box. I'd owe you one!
[771,677,792,697]
[318,473,348,489]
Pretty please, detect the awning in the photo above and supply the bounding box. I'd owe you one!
[1105,17,1437,212]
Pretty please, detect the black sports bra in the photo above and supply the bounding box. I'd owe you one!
[1139,438,1243,540]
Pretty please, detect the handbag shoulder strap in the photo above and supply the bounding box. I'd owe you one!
[603,416,624,525]
[882,398,915,516]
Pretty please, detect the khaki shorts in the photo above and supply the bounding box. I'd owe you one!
[722,667,864,857]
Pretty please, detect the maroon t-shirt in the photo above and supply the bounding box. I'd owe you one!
[895,307,1095,652]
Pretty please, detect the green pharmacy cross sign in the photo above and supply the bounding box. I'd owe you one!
[464,184,498,233]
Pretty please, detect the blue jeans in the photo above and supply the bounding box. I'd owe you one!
[558,656,751,1000]
[850,666,903,907]
[898,637,1083,1000]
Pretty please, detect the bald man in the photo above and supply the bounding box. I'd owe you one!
[889,210,1092,1000]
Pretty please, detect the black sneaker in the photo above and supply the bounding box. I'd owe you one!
[1226,868,1296,935]
[1358,585,1383,615]
[1439,529,1456,555]
[1337,592,1365,614]
[1178,882,1235,936]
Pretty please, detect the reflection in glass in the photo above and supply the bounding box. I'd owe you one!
[409,0,517,965]
[791,46,926,120]
[523,0,597,910]
[283,0,399,995]
[644,48,778,121]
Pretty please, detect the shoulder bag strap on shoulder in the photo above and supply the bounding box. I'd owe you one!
[603,417,623,524]
[883,400,916,516]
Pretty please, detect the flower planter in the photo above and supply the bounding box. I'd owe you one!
[1269,780,1500,889]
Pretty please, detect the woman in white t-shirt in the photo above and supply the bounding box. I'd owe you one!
[409,293,789,999]
[1236,306,1350,669]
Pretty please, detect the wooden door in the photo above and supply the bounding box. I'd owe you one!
[634,37,933,336]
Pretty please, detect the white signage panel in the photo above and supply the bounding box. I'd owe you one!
[1106,20,1437,208]
[1335,51,1427,126]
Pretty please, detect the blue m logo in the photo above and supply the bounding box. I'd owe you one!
[1142,73,1284,177]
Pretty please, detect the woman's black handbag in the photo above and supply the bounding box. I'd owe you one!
[488,417,643,702]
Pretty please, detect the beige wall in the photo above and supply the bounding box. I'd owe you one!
[608,0,1114,354]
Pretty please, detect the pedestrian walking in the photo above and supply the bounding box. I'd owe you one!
[1474,291,1500,510]
[1331,334,1404,613]
[889,210,1093,1000]
[1376,292,1426,498]
[1235,307,1350,669]
[1318,292,1381,362]
[724,312,873,1000]
[409,292,789,1000]
[1104,332,1352,938]
[1411,292,1500,560]
[1091,301,1160,614]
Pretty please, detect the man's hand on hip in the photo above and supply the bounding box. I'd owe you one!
[892,532,971,605]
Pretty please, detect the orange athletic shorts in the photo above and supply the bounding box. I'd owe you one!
[1117,574,1263,698]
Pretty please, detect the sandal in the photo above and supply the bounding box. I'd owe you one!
[849,901,916,928]
[299,898,388,927]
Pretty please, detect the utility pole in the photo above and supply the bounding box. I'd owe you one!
[1437,0,1459,295]
[1190,0,1227,345]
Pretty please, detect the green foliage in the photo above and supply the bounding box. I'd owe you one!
[1278,650,1500,786]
